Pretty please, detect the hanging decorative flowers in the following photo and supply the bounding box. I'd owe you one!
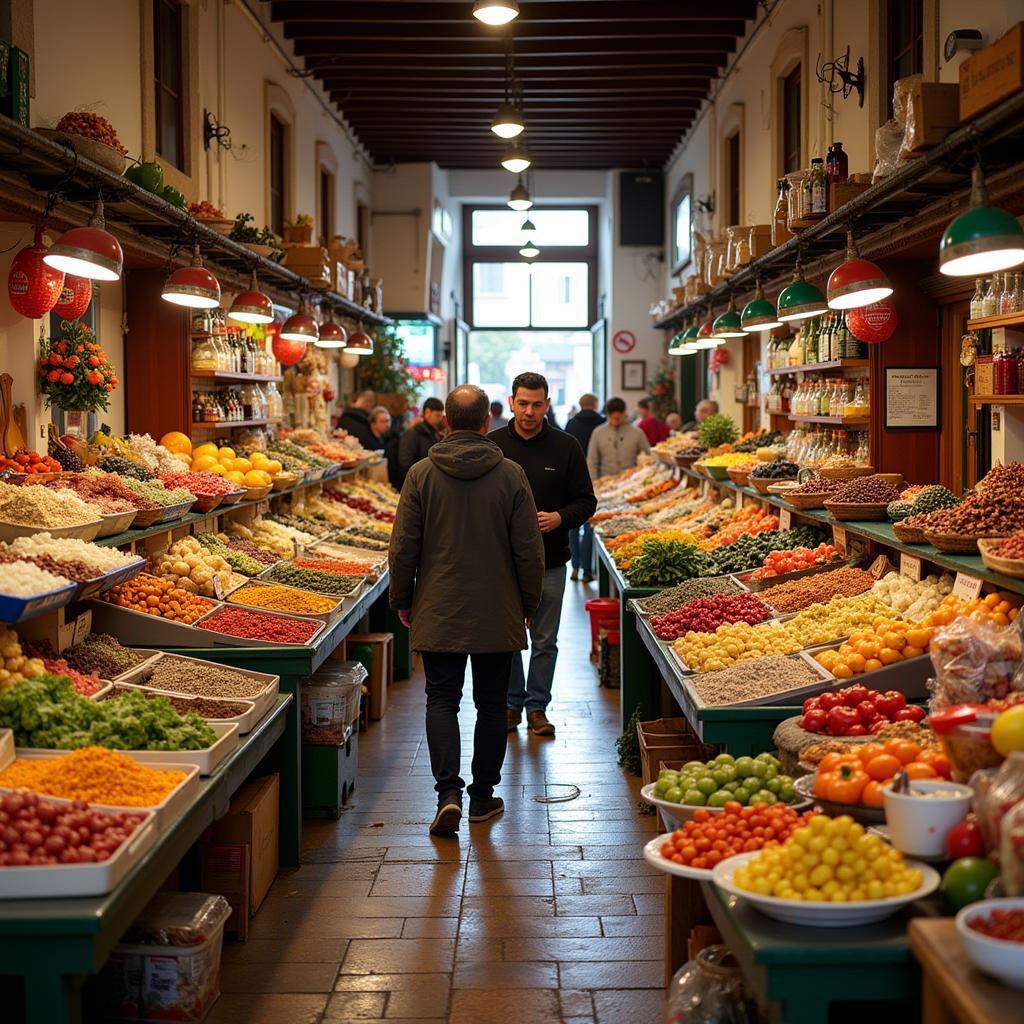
[709,347,731,374]
[7,227,65,319]
[38,320,119,412]
[53,274,93,321]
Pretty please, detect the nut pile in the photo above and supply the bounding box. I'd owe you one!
[829,476,900,504]
[3,534,139,574]
[914,486,1024,537]
[787,476,845,495]
[0,482,98,528]
[143,656,269,699]
[61,634,147,679]
[689,656,824,706]
[118,477,195,507]
[762,566,875,613]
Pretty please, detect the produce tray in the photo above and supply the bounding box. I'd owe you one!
[191,492,225,513]
[0,581,77,624]
[17,722,239,777]
[0,809,157,898]
[0,518,103,543]
[793,773,885,823]
[667,620,795,674]
[116,650,280,727]
[630,575,746,620]
[109,683,260,735]
[803,643,933,700]
[192,606,326,648]
[96,508,139,538]
[86,596,222,648]
[257,564,367,603]
[72,557,149,601]
[732,556,861,594]
[225,579,345,623]
[131,498,197,528]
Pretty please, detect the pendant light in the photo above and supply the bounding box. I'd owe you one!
[519,242,540,259]
[694,315,721,349]
[345,330,374,355]
[521,217,537,235]
[777,259,828,322]
[491,102,524,139]
[316,313,348,349]
[44,198,122,281]
[712,295,746,338]
[161,243,221,309]
[280,299,319,343]
[741,279,783,333]
[473,0,519,26]
[228,271,274,324]
[940,165,1024,277]
[507,176,532,211]
[827,230,893,308]
[501,142,531,174]
[668,330,696,356]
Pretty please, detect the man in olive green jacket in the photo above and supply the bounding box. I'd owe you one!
[389,384,544,835]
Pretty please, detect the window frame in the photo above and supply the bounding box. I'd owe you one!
[885,0,924,119]
[781,64,802,175]
[152,0,184,171]
[268,113,287,238]
[669,173,693,276]
[462,204,599,330]
[769,26,808,195]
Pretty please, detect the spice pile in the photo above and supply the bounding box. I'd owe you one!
[263,562,362,597]
[141,656,269,699]
[636,576,742,615]
[650,593,772,642]
[0,747,185,807]
[102,574,215,624]
[118,477,194,507]
[47,473,152,513]
[0,482,99,528]
[160,471,238,497]
[0,557,71,596]
[61,634,147,679]
[198,606,321,644]
[3,534,140,574]
[227,582,337,616]
[688,656,824,705]
[761,566,875,613]
[829,475,900,504]
[907,469,1024,536]
[225,537,279,567]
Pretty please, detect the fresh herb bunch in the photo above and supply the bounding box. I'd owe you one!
[229,213,284,260]
[698,413,738,449]
[617,705,644,776]
[38,321,119,413]
[626,539,708,587]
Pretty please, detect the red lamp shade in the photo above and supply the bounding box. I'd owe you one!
[228,271,274,324]
[161,245,221,309]
[847,299,898,344]
[53,274,93,320]
[827,233,893,310]
[280,310,319,344]
[697,319,715,339]
[345,330,374,354]
[43,199,123,281]
[7,227,65,318]
[272,334,308,366]
[315,319,348,348]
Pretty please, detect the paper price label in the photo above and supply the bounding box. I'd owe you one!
[73,610,92,646]
[900,553,923,581]
[952,572,984,601]
[779,508,792,531]
[832,525,847,554]
[212,576,225,600]
[702,480,712,499]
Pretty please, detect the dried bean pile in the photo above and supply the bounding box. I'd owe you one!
[106,685,251,720]
[688,656,823,706]
[636,575,741,615]
[599,516,651,538]
[118,477,194,507]
[831,476,900,503]
[263,563,361,597]
[144,656,269,699]
[787,476,844,495]
[762,566,875,613]
[226,538,279,566]
[60,634,147,679]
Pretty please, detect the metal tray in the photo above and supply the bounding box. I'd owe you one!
[225,579,345,623]
[192,606,326,648]
[0,581,77,624]
[72,557,148,601]
[258,563,366,603]
[0,518,103,543]
[86,594,222,648]
[806,642,934,700]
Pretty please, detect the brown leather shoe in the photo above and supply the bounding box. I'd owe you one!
[527,710,555,737]
[506,708,522,731]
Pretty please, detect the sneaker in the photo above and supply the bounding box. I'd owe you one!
[506,708,522,732]
[468,796,504,823]
[429,792,462,836]
[527,710,556,737]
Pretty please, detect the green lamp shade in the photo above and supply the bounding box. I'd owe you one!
[668,332,696,355]
[682,324,701,342]
[741,296,782,332]
[777,278,828,322]
[940,204,1024,277]
[712,308,745,338]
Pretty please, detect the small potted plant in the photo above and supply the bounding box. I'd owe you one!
[283,213,314,245]
[229,213,284,261]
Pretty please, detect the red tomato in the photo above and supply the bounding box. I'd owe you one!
[945,819,984,860]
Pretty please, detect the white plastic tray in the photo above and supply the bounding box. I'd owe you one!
[193,605,326,648]
[258,563,366,603]
[96,508,140,538]
[0,517,103,542]
[110,682,260,736]
[87,593,222,648]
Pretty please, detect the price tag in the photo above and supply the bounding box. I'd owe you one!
[953,572,984,600]
[900,553,923,581]
[702,480,712,500]
[736,491,745,509]
[212,576,225,600]
[869,554,895,580]
[73,610,92,646]
[832,525,847,555]
[779,508,792,531]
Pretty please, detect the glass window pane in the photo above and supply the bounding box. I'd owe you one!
[160,95,179,167]
[673,193,691,267]
[471,209,589,247]
[472,262,531,327]
[530,263,588,327]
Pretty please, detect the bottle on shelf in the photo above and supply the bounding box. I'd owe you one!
[982,277,998,317]
[804,317,818,364]
[788,327,804,367]
[970,278,985,320]
[772,179,791,247]
[826,142,848,183]
[999,273,1014,316]
[809,158,828,216]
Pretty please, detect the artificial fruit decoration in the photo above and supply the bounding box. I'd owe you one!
[53,274,92,321]
[7,226,65,318]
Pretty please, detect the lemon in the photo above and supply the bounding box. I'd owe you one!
[217,446,236,462]
[232,457,253,474]
[244,469,271,488]
[193,442,218,459]
[226,470,246,486]
[207,463,228,477]
[191,454,218,472]
[992,705,1024,755]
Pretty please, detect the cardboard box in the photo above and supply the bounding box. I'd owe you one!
[960,22,1024,122]
[975,355,995,397]
[904,82,961,153]
[201,774,279,940]
[343,632,393,720]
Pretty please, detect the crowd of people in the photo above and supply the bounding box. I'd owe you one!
[338,377,712,835]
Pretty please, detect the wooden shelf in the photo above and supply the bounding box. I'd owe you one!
[968,393,1024,407]
[967,311,1024,331]
[766,359,868,376]
[788,414,870,426]
[191,419,271,430]
[191,371,284,384]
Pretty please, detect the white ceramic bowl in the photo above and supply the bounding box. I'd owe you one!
[641,782,810,830]
[882,780,973,858]
[956,898,1024,990]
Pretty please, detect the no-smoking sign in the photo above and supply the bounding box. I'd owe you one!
[612,330,636,354]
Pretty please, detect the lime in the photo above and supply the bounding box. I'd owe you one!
[664,787,683,804]
[707,790,730,808]
[683,788,707,806]
[734,756,755,778]
[696,777,718,796]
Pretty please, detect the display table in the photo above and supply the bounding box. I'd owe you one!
[0,694,292,1024]
[909,918,1021,1024]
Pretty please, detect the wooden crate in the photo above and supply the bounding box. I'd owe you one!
[960,22,1024,122]
[829,179,871,212]
[343,632,394,720]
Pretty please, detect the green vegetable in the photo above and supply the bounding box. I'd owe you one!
[616,705,643,776]
[703,526,828,576]
[264,562,361,597]
[698,414,738,449]
[197,533,264,576]
[0,674,218,751]
[626,539,709,586]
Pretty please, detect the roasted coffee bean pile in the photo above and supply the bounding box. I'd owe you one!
[831,475,900,503]
[787,476,845,495]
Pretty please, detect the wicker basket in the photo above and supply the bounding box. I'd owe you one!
[924,530,1011,554]
[783,491,832,510]
[978,538,1024,579]
[749,475,795,494]
[874,473,905,489]
[816,465,875,481]
[823,500,890,521]
[892,520,929,544]
[727,466,752,486]
[674,453,701,469]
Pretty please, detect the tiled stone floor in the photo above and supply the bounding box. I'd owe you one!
[213,582,663,1024]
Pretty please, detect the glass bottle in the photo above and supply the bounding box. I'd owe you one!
[1013,273,1023,314]
[809,158,828,215]
[1000,273,1015,316]
[772,179,791,248]
[804,318,818,364]
[970,278,986,320]
[830,380,848,417]
[788,329,804,367]
[826,142,848,183]
[982,277,998,317]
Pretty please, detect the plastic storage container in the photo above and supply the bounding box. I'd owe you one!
[100,892,231,1022]
[300,661,368,744]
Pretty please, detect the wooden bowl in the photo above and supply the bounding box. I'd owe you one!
[749,475,796,494]
[817,465,875,481]
[823,500,891,521]
[674,453,701,469]
[36,128,127,174]
[784,491,833,510]
[727,466,754,486]
[978,538,1024,578]
[245,484,273,501]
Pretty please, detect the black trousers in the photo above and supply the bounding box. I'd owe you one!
[421,651,514,801]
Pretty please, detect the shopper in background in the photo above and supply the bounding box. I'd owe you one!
[587,396,651,478]
[491,372,597,738]
[389,384,544,835]
[489,401,509,431]
[681,398,719,432]
[396,396,445,489]
[666,412,684,433]
[336,390,379,451]
[636,397,670,446]
[564,394,606,583]
[367,406,393,452]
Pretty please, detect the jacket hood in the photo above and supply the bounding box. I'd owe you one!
[428,431,504,480]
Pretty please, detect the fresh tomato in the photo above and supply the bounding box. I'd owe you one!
[893,704,925,723]
[841,684,870,708]
[945,819,985,860]
[819,691,842,712]
[861,780,887,807]
[801,709,827,733]
[857,699,879,725]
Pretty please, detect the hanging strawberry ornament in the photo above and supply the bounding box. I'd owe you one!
[7,226,65,318]
[52,273,93,321]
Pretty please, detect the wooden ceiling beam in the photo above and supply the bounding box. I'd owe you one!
[281,20,746,39]
[307,56,725,71]
[293,38,738,56]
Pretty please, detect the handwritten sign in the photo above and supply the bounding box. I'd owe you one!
[900,553,923,581]
[212,576,225,600]
[73,610,92,646]
[832,525,847,555]
[779,508,792,531]
[953,572,984,601]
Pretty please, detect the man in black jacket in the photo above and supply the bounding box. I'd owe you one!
[490,371,597,737]
[396,397,445,488]
[564,394,605,582]
[336,390,378,452]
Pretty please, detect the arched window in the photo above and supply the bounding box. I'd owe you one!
[265,83,296,237]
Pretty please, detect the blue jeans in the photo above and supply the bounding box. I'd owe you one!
[507,566,567,713]
[568,522,594,575]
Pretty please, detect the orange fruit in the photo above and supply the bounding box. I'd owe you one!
[832,663,853,679]
[847,652,867,672]
[879,647,902,665]
[904,762,937,780]
[864,658,883,672]
[226,470,246,486]
[217,447,236,461]
[902,645,925,659]
[232,457,253,475]
[193,442,218,458]
[160,431,192,455]
[191,454,217,472]
[865,754,901,781]
[244,469,271,487]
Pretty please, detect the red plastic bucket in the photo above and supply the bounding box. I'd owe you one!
[585,598,620,648]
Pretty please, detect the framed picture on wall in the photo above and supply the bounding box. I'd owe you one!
[622,360,646,391]
[670,173,693,275]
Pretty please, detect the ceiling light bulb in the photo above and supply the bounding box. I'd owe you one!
[473,0,519,26]
[491,102,525,139]
[502,143,531,174]
[940,165,1024,276]
[507,177,532,211]
[44,198,123,281]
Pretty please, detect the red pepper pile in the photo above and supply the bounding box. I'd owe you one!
[800,684,925,736]
[197,606,320,644]
[321,490,394,523]
[160,471,237,496]
[0,451,62,474]
[650,592,772,641]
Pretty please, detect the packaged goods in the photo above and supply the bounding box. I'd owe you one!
[300,661,367,744]
[977,753,1024,859]
[928,616,1023,707]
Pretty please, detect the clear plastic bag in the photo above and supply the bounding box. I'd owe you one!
[927,616,1023,709]
[123,892,231,947]
[300,661,368,744]
[665,944,757,1024]
[1001,796,1024,896]
[977,752,1024,860]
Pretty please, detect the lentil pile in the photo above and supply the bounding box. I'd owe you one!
[598,516,652,538]
[228,582,337,615]
[142,655,269,699]
[198,606,321,644]
[0,482,98,528]
[830,475,900,503]
[106,685,252,720]
[762,566,875,613]
[688,656,824,706]
[61,634,147,678]
[636,575,742,615]
[160,471,237,496]
[3,534,139,574]
[0,747,185,806]
[226,538,279,566]
[263,562,362,596]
